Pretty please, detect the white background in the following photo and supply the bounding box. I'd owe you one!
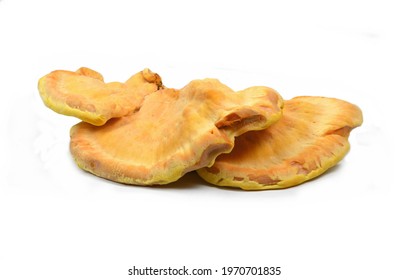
[1,0,406,279]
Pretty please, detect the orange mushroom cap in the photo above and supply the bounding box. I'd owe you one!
[38,67,163,126]
[197,96,363,190]
[70,79,283,185]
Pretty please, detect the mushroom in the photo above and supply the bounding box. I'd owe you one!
[69,78,283,185]
[197,96,363,190]
[38,67,163,126]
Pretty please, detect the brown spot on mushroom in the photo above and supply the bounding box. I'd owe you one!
[206,166,220,174]
[248,174,281,185]
[291,161,309,175]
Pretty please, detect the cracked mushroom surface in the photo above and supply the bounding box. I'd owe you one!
[69,79,283,185]
[197,96,363,190]
[38,67,163,126]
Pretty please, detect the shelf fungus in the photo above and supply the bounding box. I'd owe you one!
[65,76,283,185]
[197,96,363,190]
[38,67,163,126]
[38,67,363,189]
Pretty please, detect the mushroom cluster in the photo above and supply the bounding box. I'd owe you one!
[38,67,363,190]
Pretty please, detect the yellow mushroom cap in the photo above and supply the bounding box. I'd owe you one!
[70,79,283,185]
[197,96,363,190]
[38,67,162,126]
